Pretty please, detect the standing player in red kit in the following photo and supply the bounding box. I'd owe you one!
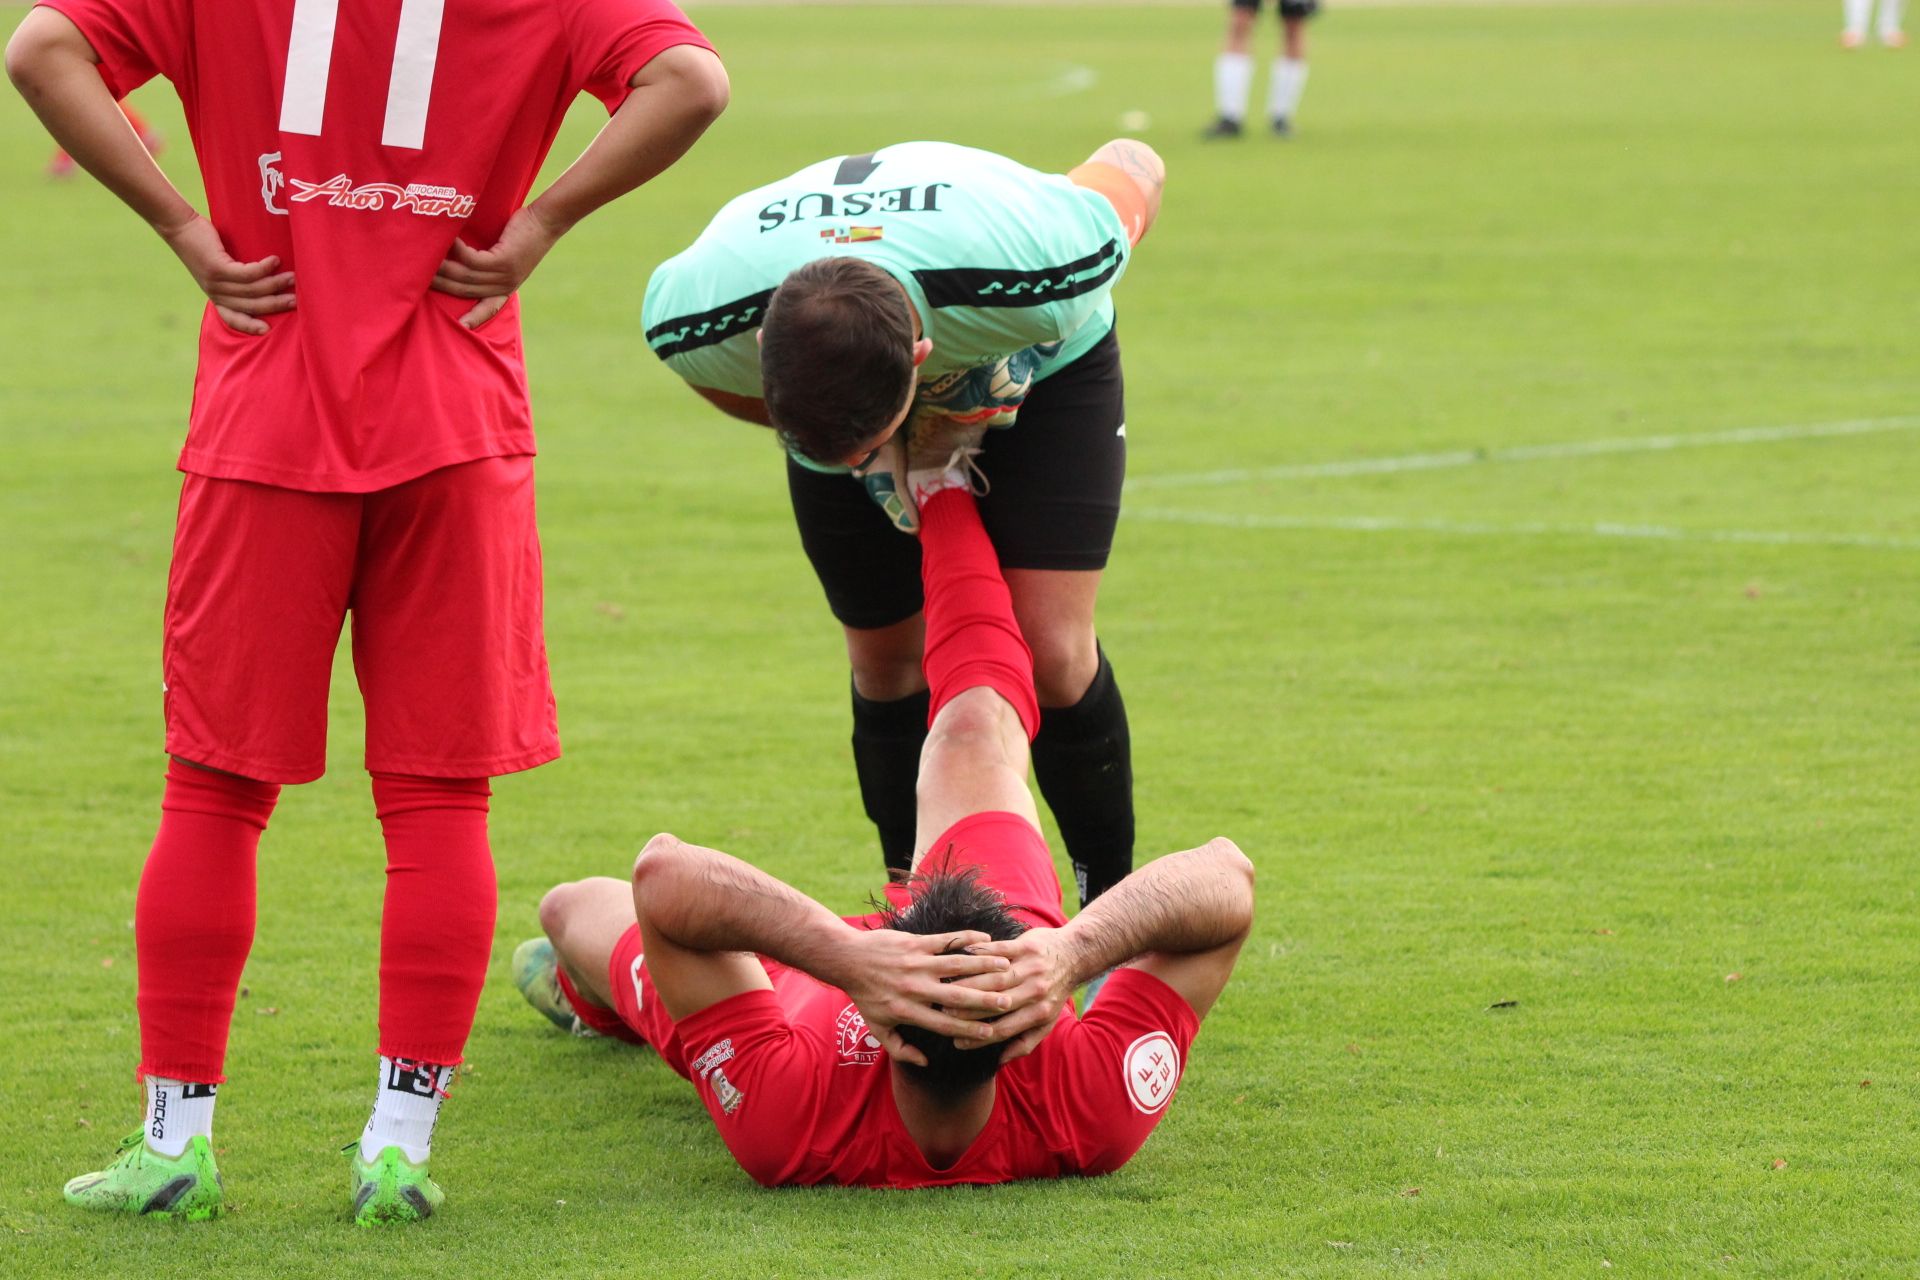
[6,0,726,1225]
[518,456,1254,1187]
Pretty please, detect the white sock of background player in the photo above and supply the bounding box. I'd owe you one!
[1878,0,1905,38]
[1215,52,1253,124]
[1269,57,1309,123]
[1844,0,1873,38]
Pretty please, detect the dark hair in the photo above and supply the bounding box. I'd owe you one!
[760,257,917,465]
[873,859,1029,1102]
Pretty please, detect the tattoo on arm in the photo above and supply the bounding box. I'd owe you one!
[1100,140,1165,192]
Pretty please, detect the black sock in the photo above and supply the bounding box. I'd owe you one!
[1031,647,1135,909]
[850,683,930,877]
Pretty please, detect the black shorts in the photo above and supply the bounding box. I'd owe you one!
[786,326,1126,630]
[1233,0,1320,16]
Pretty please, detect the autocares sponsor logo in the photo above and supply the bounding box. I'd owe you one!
[691,1038,735,1080]
[261,169,475,219]
[1122,1031,1179,1115]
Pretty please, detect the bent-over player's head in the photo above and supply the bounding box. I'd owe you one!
[877,862,1029,1103]
[760,257,918,466]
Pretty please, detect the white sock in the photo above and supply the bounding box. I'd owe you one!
[1879,0,1905,37]
[359,1056,455,1165]
[1269,57,1309,122]
[1844,0,1873,36]
[1214,52,1252,123]
[144,1077,217,1158]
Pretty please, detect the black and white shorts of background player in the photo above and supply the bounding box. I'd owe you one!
[1231,0,1320,19]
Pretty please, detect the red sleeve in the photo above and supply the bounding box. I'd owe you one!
[1041,967,1202,1175]
[672,989,828,1186]
[34,0,185,99]
[557,0,715,114]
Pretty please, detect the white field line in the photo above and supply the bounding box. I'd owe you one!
[1124,508,1920,550]
[1124,416,1920,492]
[752,62,1095,115]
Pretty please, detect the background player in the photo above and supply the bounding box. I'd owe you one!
[1205,0,1318,139]
[638,139,1164,913]
[7,0,725,1225]
[1842,0,1906,46]
[517,459,1253,1186]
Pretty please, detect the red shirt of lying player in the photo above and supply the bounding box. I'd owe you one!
[526,482,1255,1187]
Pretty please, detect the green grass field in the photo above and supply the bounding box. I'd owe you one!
[4,0,1919,1274]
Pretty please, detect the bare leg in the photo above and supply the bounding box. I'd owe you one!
[1225,4,1255,53]
[845,614,928,701]
[914,687,1040,863]
[1006,568,1102,709]
[1210,7,1258,132]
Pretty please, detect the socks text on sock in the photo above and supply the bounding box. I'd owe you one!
[144,1076,218,1158]
[361,1056,455,1165]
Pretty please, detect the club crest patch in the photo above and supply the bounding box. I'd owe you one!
[1122,1031,1179,1115]
[835,1003,884,1066]
[709,1066,745,1115]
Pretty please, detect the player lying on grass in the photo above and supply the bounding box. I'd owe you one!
[516,459,1252,1186]
[642,139,1166,918]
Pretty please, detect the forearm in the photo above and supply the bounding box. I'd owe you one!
[632,835,856,981]
[7,14,194,234]
[1058,838,1253,984]
[691,384,772,426]
[529,45,727,235]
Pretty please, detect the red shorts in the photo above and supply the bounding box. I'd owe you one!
[162,456,559,783]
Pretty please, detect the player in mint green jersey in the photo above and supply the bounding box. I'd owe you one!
[641,139,1163,913]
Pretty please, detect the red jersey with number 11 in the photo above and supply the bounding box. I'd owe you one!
[39,0,712,491]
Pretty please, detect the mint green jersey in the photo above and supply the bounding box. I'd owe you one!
[641,142,1130,426]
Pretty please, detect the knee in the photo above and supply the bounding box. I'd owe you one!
[1024,626,1099,708]
[846,619,928,702]
[849,649,926,702]
[631,832,687,887]
[538,881,583,937]
[925,686,1012,754]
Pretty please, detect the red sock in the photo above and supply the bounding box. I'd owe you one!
[918,489,1040,740]
[552,965,647,1045]
[371,773,496,1065]
[136,760,280,1082]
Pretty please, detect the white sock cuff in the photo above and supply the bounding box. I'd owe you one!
[362,1056,455,1165]
[1215,52,1254,122]
[144,1077,218,1158]
[1269,56,1310,120]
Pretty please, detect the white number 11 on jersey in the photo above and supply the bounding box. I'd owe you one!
[279,0,446,150]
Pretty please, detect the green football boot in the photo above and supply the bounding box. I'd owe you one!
[64,1131,225,1221]
[512,936,598,1037]
[347,1141,444,1226]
